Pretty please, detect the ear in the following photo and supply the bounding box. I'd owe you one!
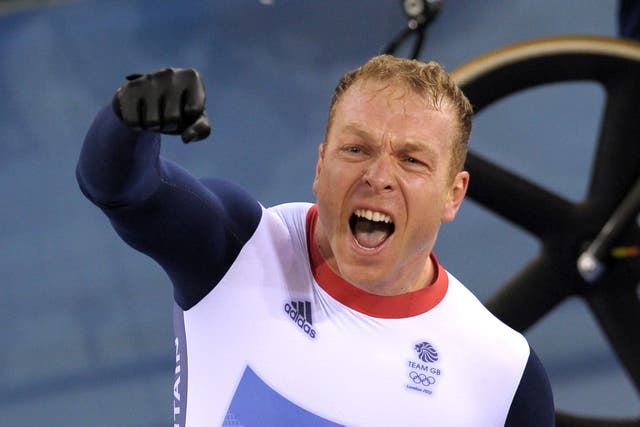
[312,144,325,195]
[441,171,469,223]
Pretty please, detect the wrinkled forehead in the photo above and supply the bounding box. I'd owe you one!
[335,78,456,127]
[346,77,453,114]
[330,82,458,146]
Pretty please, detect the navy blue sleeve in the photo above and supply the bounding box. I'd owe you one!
[504,348,555,427]
[620,0,640,40]
[77,105,262,310]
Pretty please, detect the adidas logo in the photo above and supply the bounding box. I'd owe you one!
[284,300,317,339]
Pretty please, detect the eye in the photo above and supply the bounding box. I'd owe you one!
[344,145,363,154]
[402,155,431,171]
[403,156,423,165]
[337,143,369,161]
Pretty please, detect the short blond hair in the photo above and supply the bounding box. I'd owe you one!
[325,55,473,176]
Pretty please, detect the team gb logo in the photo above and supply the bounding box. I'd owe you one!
[415,342,439,363]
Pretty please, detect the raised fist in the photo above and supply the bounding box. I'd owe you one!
[112,68,211,143]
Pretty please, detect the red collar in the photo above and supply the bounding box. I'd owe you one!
[306,205,448,318]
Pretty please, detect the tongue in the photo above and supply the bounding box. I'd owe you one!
[353,218,391,249]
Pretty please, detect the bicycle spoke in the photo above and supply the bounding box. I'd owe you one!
[466,151,574,238]
[586,284,640,393]
[587,76,640,208]
[484,254,572,332]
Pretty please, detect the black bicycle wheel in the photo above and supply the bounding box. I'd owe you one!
[452,36,640,427]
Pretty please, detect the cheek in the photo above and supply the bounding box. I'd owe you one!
[317,162,349,193]
[313,170,331,198]
[313,174,338,214]
[408,187,447,223]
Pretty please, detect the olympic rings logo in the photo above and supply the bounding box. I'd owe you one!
[409,371,436,386]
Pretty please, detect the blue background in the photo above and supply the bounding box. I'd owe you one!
[1,0,638,425]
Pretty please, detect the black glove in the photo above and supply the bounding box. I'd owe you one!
[112,68,211,143]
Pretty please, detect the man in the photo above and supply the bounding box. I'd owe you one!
[77,56,554,426]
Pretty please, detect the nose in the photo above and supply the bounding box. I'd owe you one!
[363,155,394,192]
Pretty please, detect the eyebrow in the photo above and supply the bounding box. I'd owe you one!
[342,123,438,159]
[401,141,437,157]
[342,123,373,140]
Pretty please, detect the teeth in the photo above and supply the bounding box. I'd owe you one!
[354,209,393,223]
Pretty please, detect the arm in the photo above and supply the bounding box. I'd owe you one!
[504,348,555,427]
[77,69,261,310]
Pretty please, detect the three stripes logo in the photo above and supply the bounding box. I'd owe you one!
[284,300,317,339]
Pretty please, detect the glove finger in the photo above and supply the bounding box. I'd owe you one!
[114,77,147,128]
[114,92,144,129]
[180,69,206,122]
[135,97,147,129]
[157,68,199,134]
[140,70,172,130]
[160,88,181,134]
[181,110,211,143]
[142,94,161,130]
[149,68,174,132]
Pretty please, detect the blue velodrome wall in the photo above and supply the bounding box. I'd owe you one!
[1,0,637,425]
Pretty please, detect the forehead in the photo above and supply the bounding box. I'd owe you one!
[341,78,429,109]
[330,79,457,145]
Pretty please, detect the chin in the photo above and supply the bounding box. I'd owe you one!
[341,265,388,290]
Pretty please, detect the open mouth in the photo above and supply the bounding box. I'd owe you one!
[349,208,395,250]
